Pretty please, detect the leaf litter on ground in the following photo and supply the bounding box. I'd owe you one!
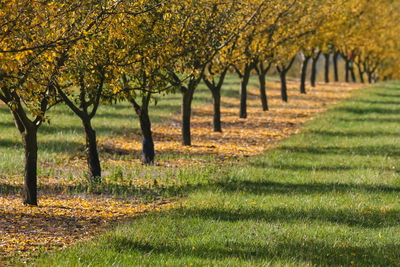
[0,79,364,262]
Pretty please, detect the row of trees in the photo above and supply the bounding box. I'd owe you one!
[1,0,399,205]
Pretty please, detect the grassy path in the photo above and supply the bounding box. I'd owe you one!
[29,82,400,265]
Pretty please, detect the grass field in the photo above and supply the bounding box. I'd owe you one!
[18,81,400,266]
[1,72,398,265]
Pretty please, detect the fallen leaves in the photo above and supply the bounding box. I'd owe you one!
[0,80,364,261]
[0,195,176,261]
[101,80,364,166]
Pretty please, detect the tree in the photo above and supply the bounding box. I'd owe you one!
[54,1,124,183]
[108,1,178,164]
[0,0,110,204]
[299,52,311,94]
[167,0,248,145]
[232,0,299,116]
[203,56,231,132]
[274,44,297,102]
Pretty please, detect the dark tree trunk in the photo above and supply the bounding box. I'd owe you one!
[131,95,155,164]
[324,53,330,83]
[333,51,339,82]
[255,61,270,111]
[345,59,350,83]
[311,52,321,87]
[55,70,105,184]
[82,119,101,183]
[11,110,39,206]
[258,73,268,111]
[368,72,373,84]
[203,68,228,132]
[182,84,195,146]
[277,57,295,102]
[350,64,356,83]
[357,64,365,83]
[300,56,311,94]
[211,89,222,132]
[239,64,252,119]
[22,127,38,206]
[278,69,288,102]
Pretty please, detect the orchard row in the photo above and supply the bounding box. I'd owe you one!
[0,0,398,205]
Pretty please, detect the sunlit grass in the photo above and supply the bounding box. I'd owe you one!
[27,82,400,266]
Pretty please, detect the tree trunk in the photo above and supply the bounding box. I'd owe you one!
[368,72,373,84]
[240,64,252,119]
[357,64,365,83]
[256,61,269,111]
[82,119,101,183]
[279,70,288,102]
[310,52,321,87]
[211,89,222,132]
[300,56,311,94]
[131,95,155,164]
[22,127,38,205]
[11,110,38,205]
[333,52,339,82]
[182,85,195,146]
[258,70,268,111]
[345,59,350,83]
[350,63,356,82]
[324,53,330,83]
[203,69,227,133]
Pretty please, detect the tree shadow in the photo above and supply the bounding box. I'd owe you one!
[177,205,399,228]
[4,172,399,205]
[0,120,15,128]
[357,99,400,105]
[0,139,23,149]
[335,106,400,115]
[250,161,355,172]
[0,183,21,194]
[277,144,400,157]
[212,179,400,196]
[0,106,10,115]
[306,129,399,138]
[39,124,130,136]
[0,138,83,154]
[339,117,400,123]
[375,93,400,98]
[107,219,399,266]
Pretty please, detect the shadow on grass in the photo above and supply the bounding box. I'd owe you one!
[39,123,133,136]
[339,117,400,123]
[277,144,400,157]
[0,183,21,194]
[0,181,183,201]
[212,179,400,195]
[0,139,23,149]
[375,92,400,98]
[108,221,398,266]
[305,129,399,138]
[357,99,400,105]
[336,106,400,115]
[0,138,83,154]
[0,121,15,129]
[178,205,399,228]
[5,174,396,204]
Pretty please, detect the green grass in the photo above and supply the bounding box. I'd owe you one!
[26,82,400,266]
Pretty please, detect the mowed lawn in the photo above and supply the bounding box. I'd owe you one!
[27,82,400,266]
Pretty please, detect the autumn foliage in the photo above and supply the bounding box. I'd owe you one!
[0,0,399,262]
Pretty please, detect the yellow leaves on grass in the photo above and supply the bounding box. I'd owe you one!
[0,81,364,261]
[0,195,176,260]
[101,80,363,167]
